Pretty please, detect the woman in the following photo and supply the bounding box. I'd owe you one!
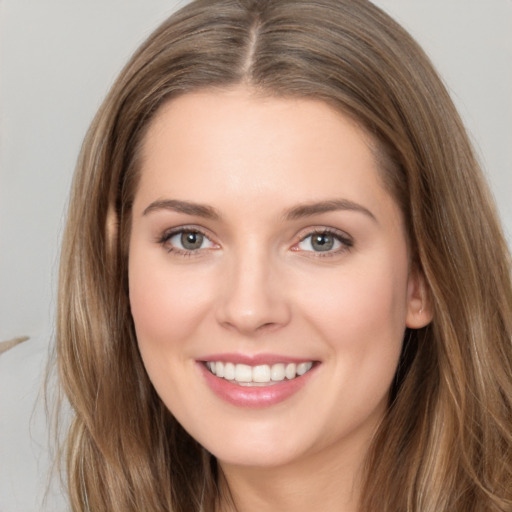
[56,0,512,510]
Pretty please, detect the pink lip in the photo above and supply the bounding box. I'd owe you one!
[198,352,313,365]
[197,359,318,409]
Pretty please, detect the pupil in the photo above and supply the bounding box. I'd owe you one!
[181,232,203,250]
[312,234,334,251]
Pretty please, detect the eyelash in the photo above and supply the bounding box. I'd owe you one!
[157,226,217,256]
[294,228,354,257]
[157,227,353,257]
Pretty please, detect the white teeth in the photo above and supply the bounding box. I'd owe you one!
[271,363,285,381]
[224,362,235,380]
[205,360,314,384]
[235,364,252,382]
[253,364,271,383]
[285,363,296,380]
[297,362,313,375]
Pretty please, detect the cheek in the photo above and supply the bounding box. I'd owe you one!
[128,250,215,356]
[295,260,409,436]
[297,256,409,370]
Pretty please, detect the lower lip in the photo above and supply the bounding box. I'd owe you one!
[198,363,317,408]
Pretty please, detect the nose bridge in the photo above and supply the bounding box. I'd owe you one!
[216,238,290,334]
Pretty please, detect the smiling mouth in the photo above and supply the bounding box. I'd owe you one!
[204,361,315,386]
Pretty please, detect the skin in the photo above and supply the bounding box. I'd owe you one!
[128,86,432,512]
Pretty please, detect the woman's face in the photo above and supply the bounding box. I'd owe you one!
[129,87,429,469]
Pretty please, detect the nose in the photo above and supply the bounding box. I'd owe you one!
[215,247,291,336]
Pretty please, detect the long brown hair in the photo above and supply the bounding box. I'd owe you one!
[56,0,512,510]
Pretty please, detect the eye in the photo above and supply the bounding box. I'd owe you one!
[171,231,206,250]
[296,230,353,254]
[160,228,218,254]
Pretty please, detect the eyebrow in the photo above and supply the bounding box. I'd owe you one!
[284,199,377,222]
[142,198,376,223]
[142,199,221,220]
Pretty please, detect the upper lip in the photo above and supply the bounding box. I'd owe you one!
[198,353,317,366]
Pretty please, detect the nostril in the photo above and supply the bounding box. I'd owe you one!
[255,322,281,333]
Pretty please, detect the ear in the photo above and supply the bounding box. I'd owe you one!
[405,268,433,329]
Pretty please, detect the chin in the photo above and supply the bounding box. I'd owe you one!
[210,439,305,469]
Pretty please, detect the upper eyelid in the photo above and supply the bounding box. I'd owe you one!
[159,225,214,241]
[296,226,353,242]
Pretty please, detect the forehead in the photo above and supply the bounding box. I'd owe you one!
[134,86,398,224]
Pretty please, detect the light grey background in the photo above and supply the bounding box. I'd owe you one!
[0,1,510,510]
